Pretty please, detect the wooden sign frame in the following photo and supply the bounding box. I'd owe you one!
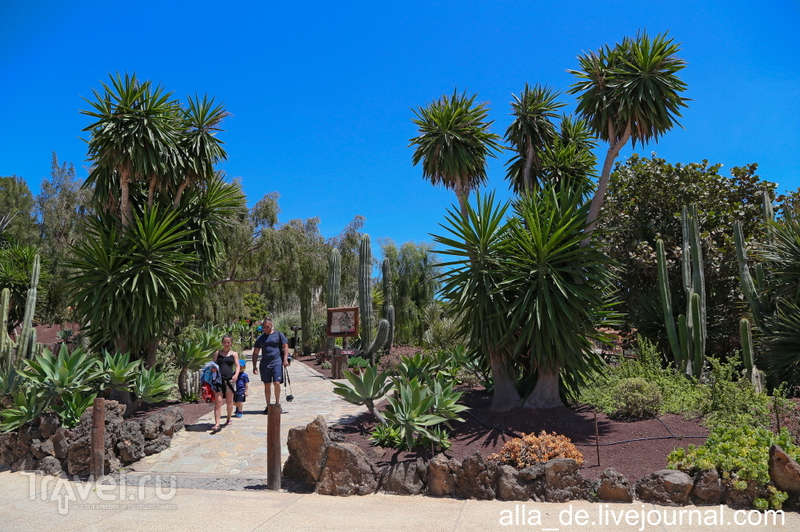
[326,307,359,337]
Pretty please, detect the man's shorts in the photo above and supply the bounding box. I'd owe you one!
[260,360,284,384]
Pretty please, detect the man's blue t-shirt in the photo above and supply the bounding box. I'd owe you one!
[236,372,250,394]
[255,331,288,366]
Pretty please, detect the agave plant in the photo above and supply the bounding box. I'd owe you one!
[173,339,215,399]
[394,352,437,384]
[332,366,392,424]
[130,366,174,413]
[383,378,450,451]
[101,351,141,393]
[0,387,42,432]
[17,344,102,408]
[53,391,97,429]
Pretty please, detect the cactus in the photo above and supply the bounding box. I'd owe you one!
[656,206,706,377]
[359,234,375,361]
[381,258,394,355]
[16,254,40,362]
[385,304,395,355]
[739,318,764,394]
[740,318,754,378]
[327,248,341,309]
[364,318,390,362]
[734,220,770,333]
[326,249,341,352]
[0,255,42,394]
[299,281,311,354]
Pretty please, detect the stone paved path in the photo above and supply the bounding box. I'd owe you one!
[129,350,366,480]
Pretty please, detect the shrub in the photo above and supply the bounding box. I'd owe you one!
[699,355,771,431]
[668,424,799,509]
[320,361,332,370]
[348,356,370,369]
[612,377,662,419]
[489,431,584,469]
[578,338,704,416]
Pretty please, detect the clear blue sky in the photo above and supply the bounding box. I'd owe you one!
[1,1,798,250]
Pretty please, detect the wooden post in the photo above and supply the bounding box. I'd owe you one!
[594,408,600,467]
[90,397,105,479]
[331,347,344,379]
[267,403,282,490]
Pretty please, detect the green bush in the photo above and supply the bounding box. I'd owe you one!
[613,377,662,419]
[347,356,370,369]
[578,338,704,416]
[668,424,798,509]
[699,355,771,431]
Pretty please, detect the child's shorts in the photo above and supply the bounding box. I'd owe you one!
[234,392,246,403]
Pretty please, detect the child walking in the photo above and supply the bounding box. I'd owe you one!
[234,359,250,417]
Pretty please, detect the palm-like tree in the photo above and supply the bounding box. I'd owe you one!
[66,207,201,367]
[567,31,689,242]
[504,84,564,192]
[81,73,182,226]
[502,187,620,408]
[409,90,502,218]
[173,95,230,207]
[434,193,521,411]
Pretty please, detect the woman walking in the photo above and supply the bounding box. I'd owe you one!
[211,334,240,432]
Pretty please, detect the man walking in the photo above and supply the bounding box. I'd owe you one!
[252,318,290,413]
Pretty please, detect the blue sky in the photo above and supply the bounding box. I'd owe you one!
[1,1,798,251]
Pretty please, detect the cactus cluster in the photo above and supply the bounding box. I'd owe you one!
[732,192,773,390]
[1,255,43,393]
[358,234,391,364]
[657,206,706,377]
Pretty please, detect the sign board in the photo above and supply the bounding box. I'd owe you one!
[326,307,359,337]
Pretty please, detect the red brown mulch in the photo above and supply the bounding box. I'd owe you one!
[126,399,214,426]
[295,353,708,483]
[330,390,708,482]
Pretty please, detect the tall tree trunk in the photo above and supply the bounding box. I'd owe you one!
[489,350,521,412]
[581,121,632,247]
[173,180,189,208]
[523,138,535,191]
[522,364,563,409]
[454,179,469,219]
[145,339,159,368]
[120,167,132,228]
[178,367,188,400]
[147,175,157,208]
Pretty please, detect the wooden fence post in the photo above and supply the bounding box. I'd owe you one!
[90,397,105,479]
[267,403,282,490]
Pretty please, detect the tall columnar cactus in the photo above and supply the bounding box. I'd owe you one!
[657,206,707,377]
[0,289,13,373]
[16,254,41,362]
[381,257,394,355]
[0,255,42,393]
[326,248,341,352]
[734,220,771,333]
[299,280,312,354]
[359,234,374,358]
[739,318,764,394]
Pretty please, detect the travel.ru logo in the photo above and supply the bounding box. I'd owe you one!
[21,471,177,514]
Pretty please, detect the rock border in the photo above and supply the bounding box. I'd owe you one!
[0,400,184,477]
[284,416,800,508]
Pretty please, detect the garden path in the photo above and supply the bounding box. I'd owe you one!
[128,349,365,482]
